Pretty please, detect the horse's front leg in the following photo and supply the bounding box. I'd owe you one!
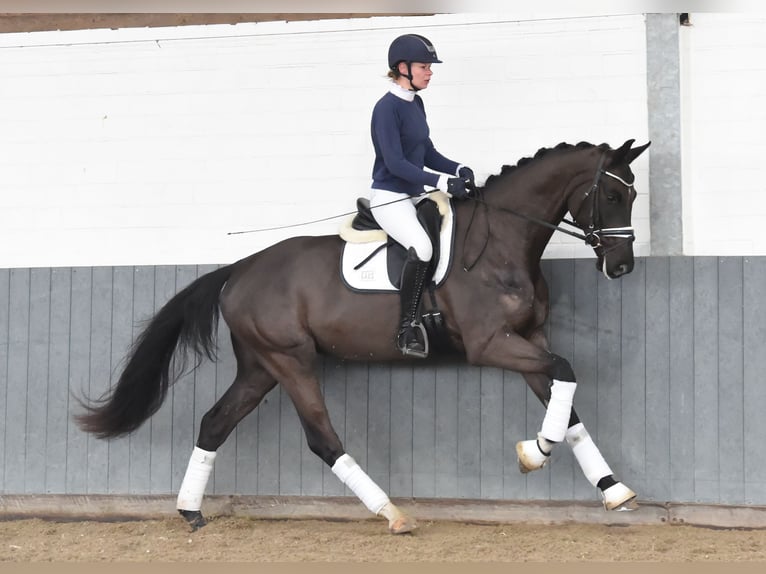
[522,372,637,511]
[468,330,636,511]
[468,330,578,462]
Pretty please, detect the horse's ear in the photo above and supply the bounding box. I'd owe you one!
[610,139,650,165]
[625,141,651,164]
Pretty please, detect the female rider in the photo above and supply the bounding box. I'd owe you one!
[370,33,475,358]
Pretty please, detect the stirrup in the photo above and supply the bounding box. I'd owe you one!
[397,321,429,358]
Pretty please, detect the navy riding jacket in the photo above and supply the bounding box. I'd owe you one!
[370,88,459,197]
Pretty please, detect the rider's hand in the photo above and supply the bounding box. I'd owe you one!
[457,166,475,187]
[446,177,470,199]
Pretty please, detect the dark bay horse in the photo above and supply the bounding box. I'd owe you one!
[76,139,650,534]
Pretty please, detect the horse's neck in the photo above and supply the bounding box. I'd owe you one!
[484,153,595,261]
[498,160,580,227]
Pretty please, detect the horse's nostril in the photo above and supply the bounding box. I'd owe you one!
[614,263,632,277]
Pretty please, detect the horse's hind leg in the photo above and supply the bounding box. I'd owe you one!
[520,372,637,511]
[264,350,416,534]
[176,338,277,531]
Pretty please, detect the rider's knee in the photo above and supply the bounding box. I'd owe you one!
[411,239,433,262]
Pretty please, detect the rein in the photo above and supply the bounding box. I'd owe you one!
[461,154,636,270]
[228,155,636,271]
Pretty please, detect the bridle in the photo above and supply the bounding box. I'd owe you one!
[472,152,637,247]
[563,153,636,250]
[461,152,637,270]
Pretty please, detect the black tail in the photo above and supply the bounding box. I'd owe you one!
[75,264,235,439]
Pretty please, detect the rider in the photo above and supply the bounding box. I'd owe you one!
[370,33,475,358]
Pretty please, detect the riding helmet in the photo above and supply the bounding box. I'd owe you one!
[387,34,443,70]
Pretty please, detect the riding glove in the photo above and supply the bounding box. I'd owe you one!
[457,166,475,186]
[446,177,471,199]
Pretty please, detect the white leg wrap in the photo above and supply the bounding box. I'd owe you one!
[176,446,216,511]
[566,422,613,487]
[332,453,390,515]
[539,380,577,443]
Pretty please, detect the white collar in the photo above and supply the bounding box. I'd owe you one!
[388,83,416,102]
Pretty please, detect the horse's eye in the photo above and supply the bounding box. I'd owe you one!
[606,193,620,203]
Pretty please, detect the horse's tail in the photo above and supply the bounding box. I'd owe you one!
[75,264,236,439]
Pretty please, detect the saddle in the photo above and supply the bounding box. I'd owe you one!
[338,192,455,354]
[348,196,443,288]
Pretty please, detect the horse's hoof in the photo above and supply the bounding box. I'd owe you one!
[178,509,207,531]
[388,515,418,535]
[612,498,639,512]
[516,439,550,474]
[378,502,417,534]
[601,482,638,511]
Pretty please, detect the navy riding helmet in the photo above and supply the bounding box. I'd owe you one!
[387,34,442,70]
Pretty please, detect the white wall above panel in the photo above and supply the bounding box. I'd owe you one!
[680,13,766,256]
[0,14,650,267]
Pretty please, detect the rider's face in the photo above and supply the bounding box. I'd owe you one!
[399,62,433,90]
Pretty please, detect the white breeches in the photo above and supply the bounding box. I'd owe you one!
[369,188,433,261]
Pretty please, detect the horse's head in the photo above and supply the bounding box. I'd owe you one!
[570,139,650,279]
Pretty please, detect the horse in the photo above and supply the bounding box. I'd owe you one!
[75,138,651,534]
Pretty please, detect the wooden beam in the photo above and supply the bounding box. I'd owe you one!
[0,13,430,33]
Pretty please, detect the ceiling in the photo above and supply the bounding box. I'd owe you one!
[0,13,427,33]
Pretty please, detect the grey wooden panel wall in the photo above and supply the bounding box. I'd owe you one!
[2,257,766,506]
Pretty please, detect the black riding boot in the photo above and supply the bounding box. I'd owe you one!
[396,247,431,358]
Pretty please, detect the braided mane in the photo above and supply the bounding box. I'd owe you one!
[483,141,609,188]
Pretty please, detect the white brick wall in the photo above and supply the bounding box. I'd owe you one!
[681,13,766,255]
[0,13,650,267]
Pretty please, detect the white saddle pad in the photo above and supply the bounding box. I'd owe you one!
[338,192,455,293]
